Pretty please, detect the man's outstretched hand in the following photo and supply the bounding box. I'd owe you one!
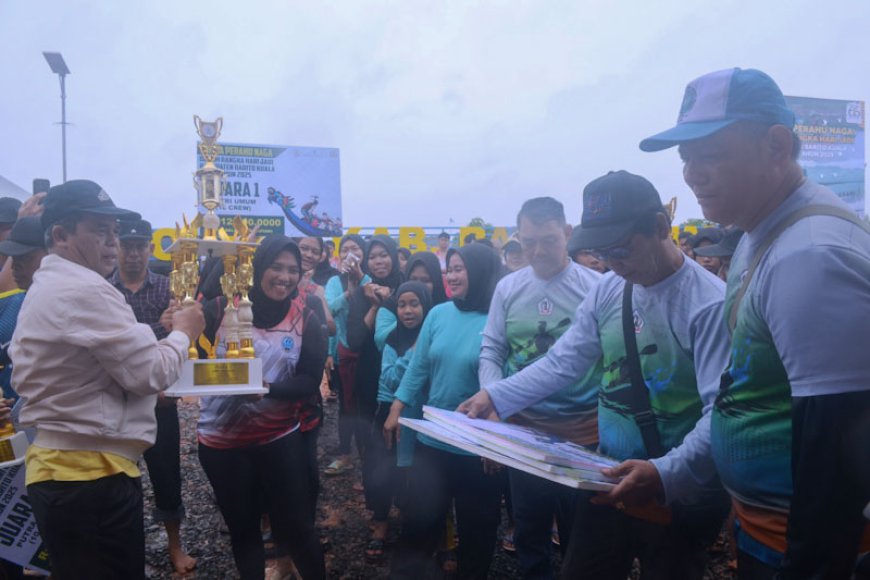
[456,389,500,421]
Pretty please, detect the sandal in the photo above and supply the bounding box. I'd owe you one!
[439,549,458,574]
[324,458,352,476]
[501,531,516,553]
[365,538,386,562]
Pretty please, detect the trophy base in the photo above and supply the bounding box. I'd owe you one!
[165,358,267,397]
[0,432,29,469]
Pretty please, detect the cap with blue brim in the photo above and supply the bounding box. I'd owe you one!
[640,68,795,152]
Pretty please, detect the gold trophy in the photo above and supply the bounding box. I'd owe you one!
[194,115,225,240]
[236,244,256,358]
[164,116,264,397]
[220,253,240,359]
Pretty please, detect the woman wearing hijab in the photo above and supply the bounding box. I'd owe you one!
[359,281,433,560]
[384,243,502,579]
[345,234,403,557]
[379,281,433,463]
[405,251,448,306]
[292,236,336,518]
[323,234,369,475]
[372,250,448,353]
[196,235,327,580]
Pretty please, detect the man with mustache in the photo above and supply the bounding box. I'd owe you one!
[111,218,197,576]
[641,67,870,579]
[11,180,204,579]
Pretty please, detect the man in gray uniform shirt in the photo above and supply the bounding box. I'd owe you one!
[641,67,870,579]
[479,196,601,578]
[461,171,731,580]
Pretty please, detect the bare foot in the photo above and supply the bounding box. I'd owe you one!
[165,520,196,576]
[320,505,343,528]
[266,556,298,580]
[170,548,197,576]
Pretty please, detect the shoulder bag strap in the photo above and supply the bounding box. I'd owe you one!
[728,205,869,333]
[622,281,666,459]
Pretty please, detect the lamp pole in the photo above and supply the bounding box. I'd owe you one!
[42,52,70,183]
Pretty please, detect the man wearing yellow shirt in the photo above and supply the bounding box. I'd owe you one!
[10,180,204,579]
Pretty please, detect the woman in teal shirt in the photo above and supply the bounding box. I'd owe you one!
[384,243,502,579]
[323,234,368,475]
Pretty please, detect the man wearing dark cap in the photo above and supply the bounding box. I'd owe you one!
[10,180,205,579]
[568,226,608,273]
[460,171,731,579]
[0,198,22,243]
[688,227,724,275]
[693,228,743,282]
[0,198,24,272]
[501,236,527,273]
[110,219,197,575]
[0,217,47,401]
[677,230,695,259]
[642,68,870,579]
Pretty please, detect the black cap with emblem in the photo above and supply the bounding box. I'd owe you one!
[41,180,140,230]
[119,219,153,241]
[573,170,664,250]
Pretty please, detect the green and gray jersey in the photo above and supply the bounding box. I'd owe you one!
[479,261,602,444]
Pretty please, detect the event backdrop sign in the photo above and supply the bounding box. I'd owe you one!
[0,465,50,574]
[196,143,343,237]
[786,96,865,217]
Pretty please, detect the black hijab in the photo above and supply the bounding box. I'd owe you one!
[338,233,367,291]
[250,234,302,329]
[447,243,501,314]
[363,234,402,291]
[196,256,226,302]
[406,251,448,305]
[305,236,339,286]
[385,281,432,357]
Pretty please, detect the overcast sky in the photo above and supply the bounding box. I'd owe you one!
[2,0,868,229]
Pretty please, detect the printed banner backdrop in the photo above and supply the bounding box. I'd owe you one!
[786,96,865,217]
[0,465,50,574]
[196,143,342,237]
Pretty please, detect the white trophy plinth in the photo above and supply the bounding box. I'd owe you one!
[166,358,266,398]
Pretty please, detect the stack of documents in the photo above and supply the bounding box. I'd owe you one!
[400,406,620,491]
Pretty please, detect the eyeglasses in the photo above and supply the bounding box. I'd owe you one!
[590,239,634,262]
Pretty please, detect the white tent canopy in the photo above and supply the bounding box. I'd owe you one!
[0,176,29,201]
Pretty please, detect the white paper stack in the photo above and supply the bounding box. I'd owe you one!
[399,406,620,491]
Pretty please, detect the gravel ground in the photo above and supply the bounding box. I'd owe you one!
[142,399,736,579]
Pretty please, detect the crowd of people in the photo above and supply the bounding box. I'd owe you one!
[0,66,866,580]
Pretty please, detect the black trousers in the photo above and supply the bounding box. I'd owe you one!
[198,432,325,580]
[365,403,397,521]
[391,444,500,580]
[561,491,719,580]
[509,468,578,579]
[780,391,870,579]
[142,402,184,523]
[28,473,145,580]
[300,424,321,524]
